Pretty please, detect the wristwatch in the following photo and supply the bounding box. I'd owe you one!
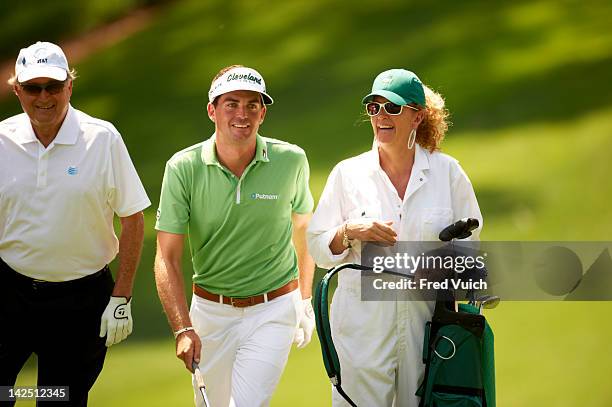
[342,223,353,249]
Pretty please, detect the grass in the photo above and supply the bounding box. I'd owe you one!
[14,303,612,406]
[3,0,612,405]
[13,337,329,406]
[448,107,612,240]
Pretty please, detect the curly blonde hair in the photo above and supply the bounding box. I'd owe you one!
[414,85,450,152]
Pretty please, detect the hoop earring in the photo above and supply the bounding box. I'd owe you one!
[408,128,416,149]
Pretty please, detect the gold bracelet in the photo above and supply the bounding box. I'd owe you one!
[342,223,352,249]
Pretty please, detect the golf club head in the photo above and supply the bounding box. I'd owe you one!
[478,295,500,310]
[439,218,480,241]
[192,361,212,407]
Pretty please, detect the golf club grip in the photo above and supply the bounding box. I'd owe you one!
[194,368,206,388]
[438,218,479,241]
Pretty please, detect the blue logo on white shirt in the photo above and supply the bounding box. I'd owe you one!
[67,166,78,175]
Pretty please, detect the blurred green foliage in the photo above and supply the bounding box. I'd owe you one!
[0,0,170,58]
[3,0,612,405]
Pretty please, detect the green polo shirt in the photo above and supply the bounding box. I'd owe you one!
[155,134,314,297]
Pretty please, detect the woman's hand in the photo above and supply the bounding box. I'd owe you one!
[329,219,398,254]
[346,219,397,246]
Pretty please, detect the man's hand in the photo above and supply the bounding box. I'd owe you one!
[293,297,315,349]
[100,296,133,347]
[176,330,202,373]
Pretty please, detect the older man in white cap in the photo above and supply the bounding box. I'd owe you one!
[154,64,315,407]
[0,42,150,406]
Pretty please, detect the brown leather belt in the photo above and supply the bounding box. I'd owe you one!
[193,279,298,308]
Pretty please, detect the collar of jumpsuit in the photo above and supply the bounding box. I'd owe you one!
[370,141,431,202]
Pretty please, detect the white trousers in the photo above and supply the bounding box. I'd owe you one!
[190,289,301,407]
[330,285,434,407]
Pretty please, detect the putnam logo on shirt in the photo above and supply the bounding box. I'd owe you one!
[251,192,279,200]
[67,166,78,175]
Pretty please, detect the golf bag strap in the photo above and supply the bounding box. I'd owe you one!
[316,263,374,407]
[422,353,444,407]
[335,384,358,407]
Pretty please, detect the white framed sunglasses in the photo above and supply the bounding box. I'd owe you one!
[365,101,419,116]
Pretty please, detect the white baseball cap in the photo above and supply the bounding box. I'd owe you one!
[208,66,273,105]
[15,41,69,83]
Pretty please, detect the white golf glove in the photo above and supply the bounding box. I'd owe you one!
[293,297,315,349]
[100,296,133,347]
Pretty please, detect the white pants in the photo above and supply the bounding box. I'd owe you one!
[190,289,301,407]
[330,283,434,407]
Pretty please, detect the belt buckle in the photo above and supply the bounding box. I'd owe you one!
[230,297,255,307]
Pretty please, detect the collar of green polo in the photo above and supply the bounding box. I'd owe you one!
[201,133,270,166]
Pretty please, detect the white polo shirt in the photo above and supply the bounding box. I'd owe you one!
[307,143,483,288]
[0,105,151,281]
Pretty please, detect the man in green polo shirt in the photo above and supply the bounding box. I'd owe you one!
[154,65,315,407]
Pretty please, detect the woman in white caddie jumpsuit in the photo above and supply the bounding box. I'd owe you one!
[307,69,483,407]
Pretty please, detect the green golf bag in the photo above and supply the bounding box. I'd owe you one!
[416,300,496,407]
[314,217,495,407]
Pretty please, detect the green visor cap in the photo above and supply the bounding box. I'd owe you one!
[362,69,426,107]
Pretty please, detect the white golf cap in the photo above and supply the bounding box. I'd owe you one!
[15,41,69,83]
[208,66,273,105]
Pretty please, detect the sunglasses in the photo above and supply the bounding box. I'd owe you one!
[365,102,419,116]
[18,80,68,96]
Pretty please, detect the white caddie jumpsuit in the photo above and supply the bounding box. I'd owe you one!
[307,144,482,407]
